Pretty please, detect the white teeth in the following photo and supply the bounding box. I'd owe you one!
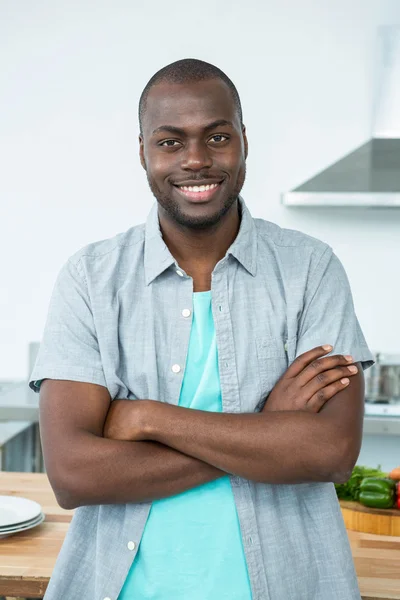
[180,183,219,193]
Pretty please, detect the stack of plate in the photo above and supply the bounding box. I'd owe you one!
[0,495,45,539]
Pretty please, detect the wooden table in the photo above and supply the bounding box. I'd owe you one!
[0,472,399,599]
[347,529,400,599]
[0,473,73,598]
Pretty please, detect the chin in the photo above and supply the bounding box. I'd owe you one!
[160,196,238,231]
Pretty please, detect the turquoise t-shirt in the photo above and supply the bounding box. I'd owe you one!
[118,291,252,599]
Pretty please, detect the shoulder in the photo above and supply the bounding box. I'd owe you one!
[254,218,334,274]
[66,223,145,275]
[254,218,330,254]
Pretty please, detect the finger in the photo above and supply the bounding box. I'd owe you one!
[286,345,334,378]
[295,353,354,387]
[306,377,351,412]
[301,364,358,397]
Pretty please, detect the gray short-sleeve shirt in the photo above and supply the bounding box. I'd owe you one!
[30,196,373,600]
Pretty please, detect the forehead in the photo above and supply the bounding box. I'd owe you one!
[142,79,240,135]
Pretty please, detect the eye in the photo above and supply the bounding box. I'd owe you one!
[159,139,181,148]
[209,134,229,144]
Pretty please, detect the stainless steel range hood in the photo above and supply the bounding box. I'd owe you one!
[282,26,400,207]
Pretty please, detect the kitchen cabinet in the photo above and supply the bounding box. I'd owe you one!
[0,421,37,471]
[0,381,43,473]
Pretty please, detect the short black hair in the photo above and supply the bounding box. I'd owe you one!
[138,58,243,135]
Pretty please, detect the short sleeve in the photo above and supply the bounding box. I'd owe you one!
[29,258,107,393]
[296,249,374,371]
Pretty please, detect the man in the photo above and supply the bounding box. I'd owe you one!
[30,59,373,599]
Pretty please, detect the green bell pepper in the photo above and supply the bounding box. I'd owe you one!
[358,477,395,509]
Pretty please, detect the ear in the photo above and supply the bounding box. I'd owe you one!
[139,135,146,171]
[242,125,248,160]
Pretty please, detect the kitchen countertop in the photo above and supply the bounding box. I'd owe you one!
[0,472,399,599]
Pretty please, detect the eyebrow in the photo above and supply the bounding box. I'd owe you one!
[151,119,234,136]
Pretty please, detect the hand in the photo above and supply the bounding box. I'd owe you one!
[262,345,358,413]
[103,399,152,441]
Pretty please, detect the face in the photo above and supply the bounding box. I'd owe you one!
[139,79,248,230]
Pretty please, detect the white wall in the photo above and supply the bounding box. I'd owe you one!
[1,0,399,380]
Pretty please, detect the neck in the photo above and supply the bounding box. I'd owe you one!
[158,200,241,272]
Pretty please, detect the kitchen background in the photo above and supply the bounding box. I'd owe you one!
[0,0,399,473]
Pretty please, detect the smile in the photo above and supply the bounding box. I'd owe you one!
[173,181,222,202]
[179,183,219,193]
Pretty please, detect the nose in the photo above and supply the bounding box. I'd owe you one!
[180,141,213,171]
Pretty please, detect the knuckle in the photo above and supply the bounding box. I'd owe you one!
[331,355,342,364]
[309,360,321,371]
[316,390,325,402]
[316,372,326,383]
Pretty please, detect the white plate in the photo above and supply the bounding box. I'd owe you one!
[0,495,42,527]
[0,512,45,539]
[0,511,44,532]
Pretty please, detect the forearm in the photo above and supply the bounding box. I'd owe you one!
[147,406,345,484]
[60,433,225,509]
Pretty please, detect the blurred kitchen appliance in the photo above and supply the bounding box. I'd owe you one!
[365,353,400,403]
[0,342,44,472]
[0,421,37,471]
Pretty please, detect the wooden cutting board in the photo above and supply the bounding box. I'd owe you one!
[340,500,400,536]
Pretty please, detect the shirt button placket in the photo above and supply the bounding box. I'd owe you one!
[169,274,192,406]
[213,273,238,413]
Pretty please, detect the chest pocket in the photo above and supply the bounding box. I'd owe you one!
[255,335,298,408]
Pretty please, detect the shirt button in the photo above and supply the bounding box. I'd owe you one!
[176,269,184,277]
[127,541,136,551]
[103,597,112,600]
[172,364,181,373]
[182,309,191,318]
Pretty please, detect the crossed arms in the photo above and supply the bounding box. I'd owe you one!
[39,347,364,509]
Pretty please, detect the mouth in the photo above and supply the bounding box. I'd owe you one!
[172,180,223,203]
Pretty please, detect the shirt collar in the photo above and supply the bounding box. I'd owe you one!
[144,195,257,286]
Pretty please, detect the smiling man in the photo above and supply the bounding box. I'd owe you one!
[30,59,374,600]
